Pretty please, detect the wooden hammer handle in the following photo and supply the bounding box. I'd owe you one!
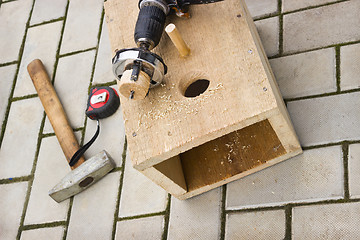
[27,59,85,170]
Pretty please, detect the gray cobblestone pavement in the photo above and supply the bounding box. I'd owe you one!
[1,0,360,239]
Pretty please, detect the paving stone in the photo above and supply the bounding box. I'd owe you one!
[245,0,278,19]
[119,151,168,217]
[20,226,64,240]
[60,0,103,54]
[67,172,120,240]
[84,99,125,167]
[287,92,360,146]
[255,16,279,57]
[340,43,360,91]
[168,188,221,240]
[227,146,343,210]
[24,135,79,225]
[0,98,43,179]
[14,21,63,98]
[92,19,116,85]
[43,51,96,133]
[0,0,33,63]
[292,202,360,239]
[115,216,164,240]
[30,0,67,25]
[283,1,360,54]
[0,182,28,240]
[0,64,16,125]
[225,210,285,239]
[270,48,336,99]
[348,144,360,198]
[283,0,338,12]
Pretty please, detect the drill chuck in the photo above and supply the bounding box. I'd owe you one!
[113,0,169,100]
[134,5,167,50]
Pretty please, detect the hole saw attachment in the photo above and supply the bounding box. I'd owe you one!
[112,0,223,100]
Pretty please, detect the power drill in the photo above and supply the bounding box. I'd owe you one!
[112,0,222,100]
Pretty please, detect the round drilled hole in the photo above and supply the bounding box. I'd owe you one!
[183,79,210,98]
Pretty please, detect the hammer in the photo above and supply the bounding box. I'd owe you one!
[27,59,115,203]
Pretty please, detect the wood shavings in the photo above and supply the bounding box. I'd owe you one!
[131,81,226,134]
[227,154,233,163]
[273,145,281,152]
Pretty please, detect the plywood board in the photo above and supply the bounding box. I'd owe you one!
[105,0,281,170]
[104,0,302,199]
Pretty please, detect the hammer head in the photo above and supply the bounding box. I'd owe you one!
[49,150,115,203]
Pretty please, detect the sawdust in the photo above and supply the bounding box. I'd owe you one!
[135,82,225,131]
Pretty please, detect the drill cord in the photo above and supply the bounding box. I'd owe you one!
[69,120,100,167]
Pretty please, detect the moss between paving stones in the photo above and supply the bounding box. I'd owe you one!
[1,0,17,4]
[342,142,350,200]
[0,176,31,184]
[51,1,69,84]
[0,61,18,67]
[278,21,284,56]
[111,138,128,240]
[270,40,360,60]
[11,94,38,102]
[90,80,118,90]
[277,0,284,56]
[254,0,349,22]
[284,205,292,240]
[62,197,74,240]
[226,205,285,214]
[253,12,280,22]
[29,17,64,29]
[220,185,227,240]
[162,194,171,240]
[22,221,66,231]
[302,140,360,152]
[336,46,341,92]
[41,132,56,138]
[1,0,360,239]
[118,211,166,222]
[282,0,350,15]
[285,88,360,103]
[58,47,97,59]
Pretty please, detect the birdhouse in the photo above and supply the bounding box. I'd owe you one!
[104,0,302,199]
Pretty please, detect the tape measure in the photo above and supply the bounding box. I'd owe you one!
[86,86,120,120]
[69,87,120,167]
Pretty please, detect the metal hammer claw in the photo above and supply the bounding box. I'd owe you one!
[27,59,115,203]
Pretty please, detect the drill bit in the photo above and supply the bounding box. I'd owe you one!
[129,90,135,100]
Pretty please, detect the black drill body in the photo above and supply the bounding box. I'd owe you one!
[134,0,223,51]
[112,0,222,99]
[134,5,167,50]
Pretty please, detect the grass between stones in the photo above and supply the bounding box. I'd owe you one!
[0,0,359,239]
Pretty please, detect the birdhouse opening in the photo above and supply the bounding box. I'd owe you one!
[153,119,286,194]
